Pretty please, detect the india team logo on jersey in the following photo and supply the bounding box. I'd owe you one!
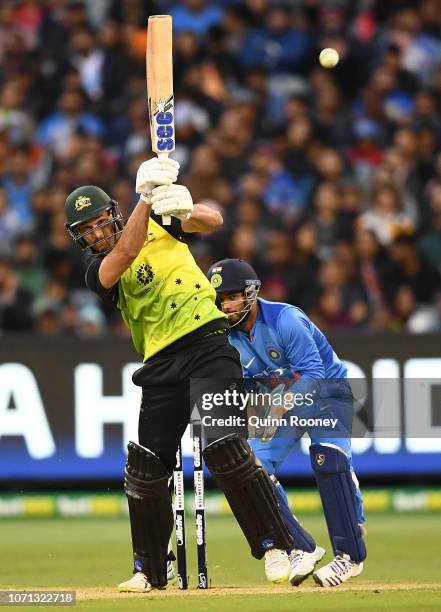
[267,347,282,360]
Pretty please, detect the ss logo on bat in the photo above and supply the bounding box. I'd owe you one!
[155,111,174,151]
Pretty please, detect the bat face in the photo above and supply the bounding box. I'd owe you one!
[148,94,175,153]
[147,15,175,156]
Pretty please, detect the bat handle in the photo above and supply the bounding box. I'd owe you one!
[157,152,172,226]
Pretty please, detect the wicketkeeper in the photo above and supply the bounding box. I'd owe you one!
[208,258,367,588]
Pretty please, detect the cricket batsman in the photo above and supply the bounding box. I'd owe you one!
[64,159,294,592]
[207,258,367,588]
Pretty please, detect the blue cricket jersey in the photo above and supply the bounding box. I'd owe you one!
[228,298,347,388]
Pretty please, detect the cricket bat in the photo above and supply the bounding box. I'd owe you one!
[147,15,175,225]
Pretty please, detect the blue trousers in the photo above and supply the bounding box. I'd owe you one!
[250,379,365,524]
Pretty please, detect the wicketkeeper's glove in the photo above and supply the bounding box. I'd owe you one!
[248,383,289,442]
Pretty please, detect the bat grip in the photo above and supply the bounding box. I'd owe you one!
[157,152,171,225]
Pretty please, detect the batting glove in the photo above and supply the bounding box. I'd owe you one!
[151,185,193,221]
[136,157,180,201]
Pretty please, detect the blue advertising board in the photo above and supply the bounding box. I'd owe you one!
[0,335,440,482]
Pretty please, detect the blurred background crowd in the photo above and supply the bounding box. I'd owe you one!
[1,0,441,338]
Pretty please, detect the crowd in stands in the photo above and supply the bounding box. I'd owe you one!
[1,0,441,338]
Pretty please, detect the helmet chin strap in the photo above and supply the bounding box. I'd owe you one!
[229,302,253,331]
[223,286,260,331]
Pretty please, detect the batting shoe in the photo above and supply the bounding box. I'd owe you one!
[118,572,152,593]
[289,546,326,586]
[167,539,176,583]
[264,548,291,583]
[167,559,176,583]
[313,554,363,587]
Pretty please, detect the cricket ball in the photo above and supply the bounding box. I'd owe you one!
[319,48,339,69]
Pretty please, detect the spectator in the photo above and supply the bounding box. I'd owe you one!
[13,234,47,298]
[260,230,293,302]
[0,187,21,254]
[249,144,304,224]
[347,119,384,186]
[310,182,353,260]
[32,297,63,335]
[239,6,314,73]
[316,258,367,329]
[99,20,137,113]
[37,87,104,157]
[420,213,441,273]
[389,285,417,331]
[171,0,224,38]
[0,78,35,146]
[43,209,85,289]
[359,184,414,246]
[313,78,350,149]
[314,147,346,185]
[68,26,105,102]
[1,145,34,227]
[229,224,258,268]
[287,222,320,309]
[388,234,441,304]
[0,256,33,332]
[184,143,223,203]
[13,0,46,51]
[76,303,107,337]
[354,228,394,311]
[109,97,150,161]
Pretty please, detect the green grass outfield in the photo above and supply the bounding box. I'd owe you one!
[0,514,440,611]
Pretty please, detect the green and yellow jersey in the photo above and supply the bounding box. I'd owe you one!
[85,214,226,361]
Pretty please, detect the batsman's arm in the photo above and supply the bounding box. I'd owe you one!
[181,203,223,233]
[98,157,179,288]
[98,199,151,289]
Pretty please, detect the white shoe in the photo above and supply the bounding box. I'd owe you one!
[264,548,291,583]
[289,546,326,586]
[167,559,176,583]
[118,572,152,593]
[313,554,363,587]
